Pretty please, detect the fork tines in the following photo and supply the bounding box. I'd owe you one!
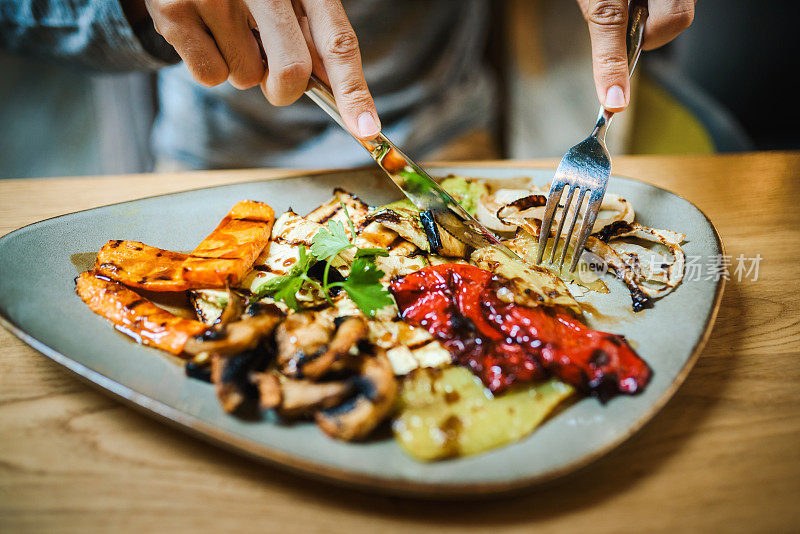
[535,179,604,273]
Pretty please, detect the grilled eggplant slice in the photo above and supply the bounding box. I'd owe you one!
[240,210,327,297]
[367,206,467,258]
[188,289,229,325]
[305,188,370,231]
[357,221,414,251]
[502,232,610,294]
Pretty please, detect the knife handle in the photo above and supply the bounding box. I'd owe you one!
[305,75,350,134]
[305,75,410,173]
[305,75,380,153]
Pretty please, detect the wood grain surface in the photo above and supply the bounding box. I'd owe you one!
[1,152,799,533]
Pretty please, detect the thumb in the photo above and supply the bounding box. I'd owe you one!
[584,0,631,112]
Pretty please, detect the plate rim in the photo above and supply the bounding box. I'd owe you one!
[0,166,726,497]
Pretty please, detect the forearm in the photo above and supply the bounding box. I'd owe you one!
[0,0,178,72]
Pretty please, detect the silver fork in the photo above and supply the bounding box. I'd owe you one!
[536,0,648,273]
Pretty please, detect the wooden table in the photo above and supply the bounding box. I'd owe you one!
[1,152,799,533]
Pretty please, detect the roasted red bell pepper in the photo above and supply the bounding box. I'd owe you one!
[390,264,651,401]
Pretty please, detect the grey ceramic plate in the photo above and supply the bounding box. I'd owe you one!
[0,166,723,497]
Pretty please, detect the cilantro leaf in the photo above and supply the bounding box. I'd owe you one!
[249,200,394,316]
[337,257,394,317]
[355,247,390,259]
[311,220,352,261]
[272,276,304,311]
[296,244,314,270]
[340,202,358,240]
[250,246,315,307]
[251,274,293,297]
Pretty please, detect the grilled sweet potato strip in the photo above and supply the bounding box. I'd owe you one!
[75,271,208,355]
[94,201,275,291]
[94,240,239,291]
[183,200,275,285]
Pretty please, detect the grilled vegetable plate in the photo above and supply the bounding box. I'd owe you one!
[0,167,724,495]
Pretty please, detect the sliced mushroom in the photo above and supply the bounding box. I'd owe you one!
[315,349,398,441]
[255,372,354,417]
[185,351,213,382]
[255,372,282,409]
[211,350,264,415]
[275,311,336,376]
[301,316,369,379]
[183,303,284,357]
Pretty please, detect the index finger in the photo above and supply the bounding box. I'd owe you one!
[301,0,381,140]
[583,0,631,112]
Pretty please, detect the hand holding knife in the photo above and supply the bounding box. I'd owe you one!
[304,74,521,261]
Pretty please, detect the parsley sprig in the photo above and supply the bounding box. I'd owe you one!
[251,203,393,317]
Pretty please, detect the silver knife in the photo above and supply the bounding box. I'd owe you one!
[305,75,520,260]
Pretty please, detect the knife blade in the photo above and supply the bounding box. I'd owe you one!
[304,75,520,260]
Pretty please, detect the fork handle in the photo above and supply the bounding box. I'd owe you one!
[592,0,649,140]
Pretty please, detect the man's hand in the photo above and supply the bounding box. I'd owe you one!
[143,0,381,140]
[577,0,695,112]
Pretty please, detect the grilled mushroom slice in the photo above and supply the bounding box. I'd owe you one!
[256,372,354,417]
[275,311,336,376]
[211,349,265,415]
[183,304,284,357]
[315,349,398,441]
[301,316,369,379]
[255,372,282,408]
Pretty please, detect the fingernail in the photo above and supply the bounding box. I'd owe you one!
[604,85,626,109]
[357,112,380,138]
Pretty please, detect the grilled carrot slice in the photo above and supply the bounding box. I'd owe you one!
[94,240,239,291]
[94,201,276,291]
[75,271,208,355]
[183,200,275,285]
